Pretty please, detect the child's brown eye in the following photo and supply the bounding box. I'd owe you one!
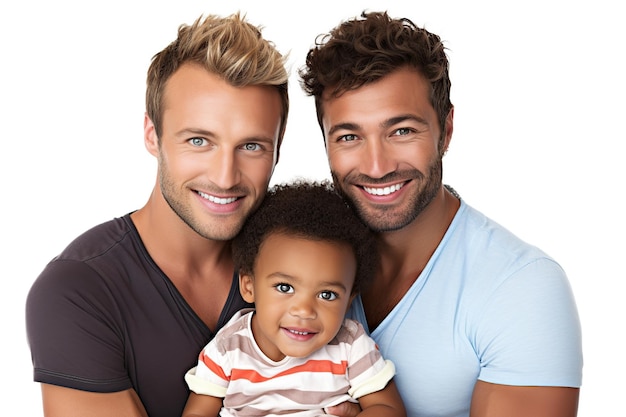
[275,283,293,293]
[319,291,338,301]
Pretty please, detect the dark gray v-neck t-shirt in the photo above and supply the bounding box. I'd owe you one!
[26,213,251,417]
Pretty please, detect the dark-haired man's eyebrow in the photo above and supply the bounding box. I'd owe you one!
[327,122,361,137]
[382,114,429,129]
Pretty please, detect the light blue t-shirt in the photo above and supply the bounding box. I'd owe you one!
[347,200,583,417]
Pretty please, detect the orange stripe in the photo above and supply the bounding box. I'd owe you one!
[200,351,229,381]
[231,359,348,383]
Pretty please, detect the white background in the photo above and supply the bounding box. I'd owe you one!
[1,0,623,415]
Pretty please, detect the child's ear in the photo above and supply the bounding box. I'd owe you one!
[239,273,255,303]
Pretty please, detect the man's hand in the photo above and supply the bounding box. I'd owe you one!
[325,401,361,417]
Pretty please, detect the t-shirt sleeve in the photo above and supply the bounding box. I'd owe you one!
[26,259,131,392]
[344,320,396,399]
[475,258,583,387]
[185,339,230,397]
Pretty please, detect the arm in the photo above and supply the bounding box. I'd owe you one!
[356,379,406,417]
[470,381,579,417]
[28,262,139,415]
[469,259,582,417]
[181,392,223,417]
[329,322,404,417]
[41,384,148,417]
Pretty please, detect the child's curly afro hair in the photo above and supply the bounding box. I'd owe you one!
[232,179,378,294]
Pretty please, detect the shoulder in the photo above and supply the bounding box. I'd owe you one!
[213,310,253,342]
[332,318,368,344]
[26,214,144,317]
[432,201,573,319]
[451,202,562,274]
[208,310,256,358]
[56,214,137,263]
[220,309,253,334]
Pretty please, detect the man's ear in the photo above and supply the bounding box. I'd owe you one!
[144,113,159,157]
[239,273,255,303]
[441,106,454,156]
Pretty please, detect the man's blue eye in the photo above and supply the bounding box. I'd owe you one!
[243,143,261,151]
[395,128,412,135]
[340,134,357,142]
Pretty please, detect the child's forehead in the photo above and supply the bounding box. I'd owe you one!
[260,230,349,251]
[257,232,356,268]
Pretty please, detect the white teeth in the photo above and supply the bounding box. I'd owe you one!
[363,183,404,196]
[289,329,310,335]
[197,191,237,205]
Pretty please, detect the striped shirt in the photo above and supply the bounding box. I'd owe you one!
[185,309,395,417]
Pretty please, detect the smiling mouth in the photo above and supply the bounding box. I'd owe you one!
[197,191,238,205]
[287,328,314,336]
[362,182,405,196]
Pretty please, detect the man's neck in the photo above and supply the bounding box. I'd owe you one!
[361,186,460,330]
[131,192,232,274]
[130,190,235,330]
[379,186,459,278]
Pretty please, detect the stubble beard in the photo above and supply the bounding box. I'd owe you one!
[158,165,249,242]
[332,157,443,233]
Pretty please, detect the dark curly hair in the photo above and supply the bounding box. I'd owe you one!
[232,180,378,294]
[299,10,452,147]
